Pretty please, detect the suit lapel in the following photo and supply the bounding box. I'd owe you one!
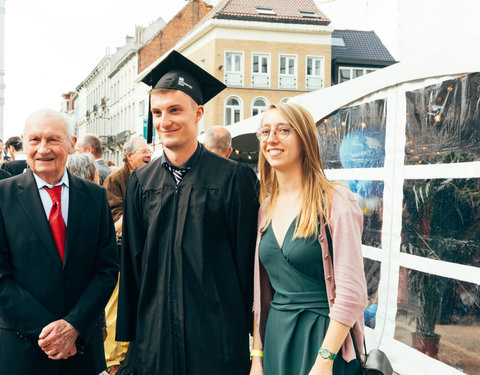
[63,173,86,266]
[15,171,63,270]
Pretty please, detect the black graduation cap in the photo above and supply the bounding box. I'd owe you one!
[142,50,226,143]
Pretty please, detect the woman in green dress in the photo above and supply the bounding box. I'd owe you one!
[250,103,367,375]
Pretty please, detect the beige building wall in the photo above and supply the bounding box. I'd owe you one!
[187,40,220,131]
[184,35,331,130]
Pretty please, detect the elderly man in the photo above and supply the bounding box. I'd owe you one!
[203,126,233,158]
[104,137,151,236]
[102,136,151,374]
[1,136,28,175]
[75,134,112,184]
[0,109,118,374]
[116,50,259,375]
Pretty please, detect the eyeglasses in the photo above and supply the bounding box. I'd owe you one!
[256,127,296,142]
[135,149,152,155]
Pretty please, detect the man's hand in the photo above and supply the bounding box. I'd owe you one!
[114,216,123,239]
[38,319,79,360]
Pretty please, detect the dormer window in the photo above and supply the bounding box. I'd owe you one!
[256,7,276,15]
[299,11,320,18]
[331,37,346,47]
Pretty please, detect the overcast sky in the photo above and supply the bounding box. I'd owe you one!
[4,0,187,137]
[2,0,407,139]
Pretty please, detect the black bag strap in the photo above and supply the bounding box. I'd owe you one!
[323,220,367,369]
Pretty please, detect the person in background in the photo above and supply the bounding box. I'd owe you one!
[203,125,233,158]
[67,153,100,184]
[1,136,28,175]
[105,159,119,172]
[250,103,366,375]
[0,138,8,174]
[0,137,10,163]
[102,136,151,375]
[75,134,112,184]
[116,50,259,374]
[0,109,118,374]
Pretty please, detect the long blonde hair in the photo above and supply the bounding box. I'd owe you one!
[258,103,338,238]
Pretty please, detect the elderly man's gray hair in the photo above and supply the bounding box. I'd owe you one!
[124,136,146,155]
[203,126,232,153]
[23,109,74,142]
[67,153,98,182]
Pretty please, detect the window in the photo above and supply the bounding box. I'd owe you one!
[225,52,243,86]
[138,100,145,117]
[256,7,275,15]
[225,96,242,125]
[306,56,324,90]
[280,97,290,103]
[299,11,320,18]
[251,97,268,116]
[252,53,270,87]
[279,55,297,88]
[338,67,378,83]
[331,36,346,47]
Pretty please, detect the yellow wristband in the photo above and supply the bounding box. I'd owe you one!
[250,349,263,358]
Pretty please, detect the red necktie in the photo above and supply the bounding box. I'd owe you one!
[45,186,66,262]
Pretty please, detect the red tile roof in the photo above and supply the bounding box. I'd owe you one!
[214,0,330,24]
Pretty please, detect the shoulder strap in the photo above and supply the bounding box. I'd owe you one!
[324,221,333,260]
[323,220,367,368]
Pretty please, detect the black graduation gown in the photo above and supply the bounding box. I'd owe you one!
[116,148,259,375]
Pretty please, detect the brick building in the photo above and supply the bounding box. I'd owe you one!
[138,0,212,74]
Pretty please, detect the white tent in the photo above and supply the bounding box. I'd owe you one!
[227,35,480,375]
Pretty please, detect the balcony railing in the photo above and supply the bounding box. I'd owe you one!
[279,75,296,89]
[252,74,270,87]
[306,76,324,90]
[225,72,243,86]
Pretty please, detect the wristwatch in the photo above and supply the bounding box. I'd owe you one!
[319,347,337,360]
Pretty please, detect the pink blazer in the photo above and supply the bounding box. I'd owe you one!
[253,185,367,362]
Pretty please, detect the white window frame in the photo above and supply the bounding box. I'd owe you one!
[251,96,269,117]
[224,95,243,126]
[306,55,325,90]
[279,54,297,89]
[252,53,271,88]
[338,66,379,83]
[224,51,244,86]
[256,7,276,15]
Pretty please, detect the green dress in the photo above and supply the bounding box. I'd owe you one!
[259,220,361,375]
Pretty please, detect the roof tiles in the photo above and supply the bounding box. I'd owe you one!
[332,30,396,63]
[214,0,330,24]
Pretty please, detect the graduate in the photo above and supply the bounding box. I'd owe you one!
[116,50,259,375]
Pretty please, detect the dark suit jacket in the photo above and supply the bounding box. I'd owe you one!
[0,168,11,180]
[0,170,118,375]
[1,159,28,176]
[96,159,112,185]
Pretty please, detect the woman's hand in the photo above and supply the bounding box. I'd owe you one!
[249,357,264,375]
[307,357,333,375]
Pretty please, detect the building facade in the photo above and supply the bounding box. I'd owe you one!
[140,0,333,138]
[73,18,166,165]
[331,30,396,85]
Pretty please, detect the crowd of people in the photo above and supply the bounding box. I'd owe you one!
[0,50,367,375]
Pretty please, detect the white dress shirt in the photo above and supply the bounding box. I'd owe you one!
[32,169,70,225]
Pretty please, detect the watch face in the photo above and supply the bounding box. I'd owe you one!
[320,348,330,359]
